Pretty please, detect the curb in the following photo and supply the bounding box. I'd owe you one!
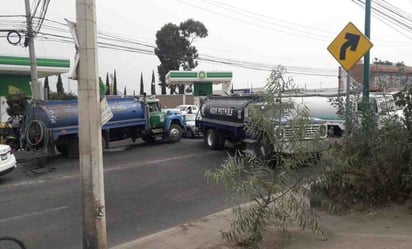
[111,207,233,249]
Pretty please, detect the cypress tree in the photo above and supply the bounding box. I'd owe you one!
[124,86,127,96]
[140,72,144,95]
[113,70,118,95]
[44,76,50,99]
[56,74,64,95]
[151,70,156,95]
[105,72,110,95]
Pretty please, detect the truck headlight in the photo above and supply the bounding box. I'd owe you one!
[274,126,284,139]
[160,114,165,122]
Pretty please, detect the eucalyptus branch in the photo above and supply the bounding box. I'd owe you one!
[273,177,304,202]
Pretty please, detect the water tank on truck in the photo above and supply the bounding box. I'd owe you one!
[197,96,259,150]
[20,96,147,155]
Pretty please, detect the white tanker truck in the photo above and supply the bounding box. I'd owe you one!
[292,92,400,136]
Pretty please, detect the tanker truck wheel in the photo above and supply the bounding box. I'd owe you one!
[205,129,224,150]
[142,134,155,143]
[255,140,273,161]
[168,124,182,143]
[56,144,69,156]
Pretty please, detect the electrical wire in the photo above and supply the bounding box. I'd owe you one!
[352,0,412,40]
[1,1,410,78]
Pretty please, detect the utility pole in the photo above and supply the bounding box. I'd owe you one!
[363,0,371,104]
[76,0,107,248]
[24,0,43,100]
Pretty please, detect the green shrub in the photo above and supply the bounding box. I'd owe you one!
[316,101,412,210]
[206,67,328,248]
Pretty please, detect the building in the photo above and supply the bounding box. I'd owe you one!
[347,63,412,92]
[0,55,70,122]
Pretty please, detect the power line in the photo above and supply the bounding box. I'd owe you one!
[176,0,330,41]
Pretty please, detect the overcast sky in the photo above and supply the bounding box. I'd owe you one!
[1,0,412,94]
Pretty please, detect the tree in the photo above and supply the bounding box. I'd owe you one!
[105,72,110,95]
[206,66,328,247]
[44,76,50,99]
[56,73,64,95]
[6,92,28,116]
[151,70,156,95]
[155,19,208,95]
[140,72,144,95]
[124,86,127,96]
[48,92,77,100]
[113,70,118,95]
[133,90,136,96]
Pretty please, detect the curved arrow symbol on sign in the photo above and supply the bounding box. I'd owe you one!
[339,33,361,60]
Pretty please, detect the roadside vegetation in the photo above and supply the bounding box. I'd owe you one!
[207,66,412,248]
[206,67,329,248]
[314,85,412,211]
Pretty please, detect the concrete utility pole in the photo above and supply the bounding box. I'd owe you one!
[76,0,107,248]
[24,0,43,100]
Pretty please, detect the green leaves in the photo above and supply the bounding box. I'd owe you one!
[154,19,208,94]
[6,92,29,116]
[206,67,328,248]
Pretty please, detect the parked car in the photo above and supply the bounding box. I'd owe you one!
[0,144,17,176]
[176,105,199,115]
[183,113,202,138]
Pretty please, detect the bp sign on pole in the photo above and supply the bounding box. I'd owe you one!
[327,22,373,71]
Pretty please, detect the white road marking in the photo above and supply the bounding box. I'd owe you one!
[0,206,68,223]
[2,151,217,188]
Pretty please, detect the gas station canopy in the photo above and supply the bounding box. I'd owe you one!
[0,55,70,77]
[166,71,232,96]
[0,55,70,96]
[166,71,232,85]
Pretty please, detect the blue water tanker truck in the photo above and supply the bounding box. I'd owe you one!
[20,96,186,157]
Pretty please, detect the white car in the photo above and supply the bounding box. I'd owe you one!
[0,144,17,176]
[176,105,199,115]
[183,113,202,138]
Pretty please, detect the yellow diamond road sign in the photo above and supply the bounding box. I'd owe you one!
[327,22,373,71]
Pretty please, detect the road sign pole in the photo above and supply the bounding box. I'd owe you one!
[363,0,371,104]
[345,71,352,133]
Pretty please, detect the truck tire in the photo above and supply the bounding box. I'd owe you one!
[168,124,182,143]
[184,129,194,138]
[142,134,155,143]
[216,131,225,149]
[56,144,69,155]
[255,140,272,160]
[68,139,79,158]
[205,129,222,150]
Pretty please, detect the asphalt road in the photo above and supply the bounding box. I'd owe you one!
[0,138,232,249]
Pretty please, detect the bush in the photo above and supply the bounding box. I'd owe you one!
[315,103,412,210]
[6,92,29,116]
[206,67,328,248]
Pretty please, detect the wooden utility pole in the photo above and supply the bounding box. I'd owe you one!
[76,0,107,248]
[24,0,43,100]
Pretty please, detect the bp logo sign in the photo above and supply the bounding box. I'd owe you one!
[198,71,207,79]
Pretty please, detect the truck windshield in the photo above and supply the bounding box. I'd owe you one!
[257,101,296,119]
[148,102,161,112]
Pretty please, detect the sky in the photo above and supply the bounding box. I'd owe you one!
[1,0,412,95]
